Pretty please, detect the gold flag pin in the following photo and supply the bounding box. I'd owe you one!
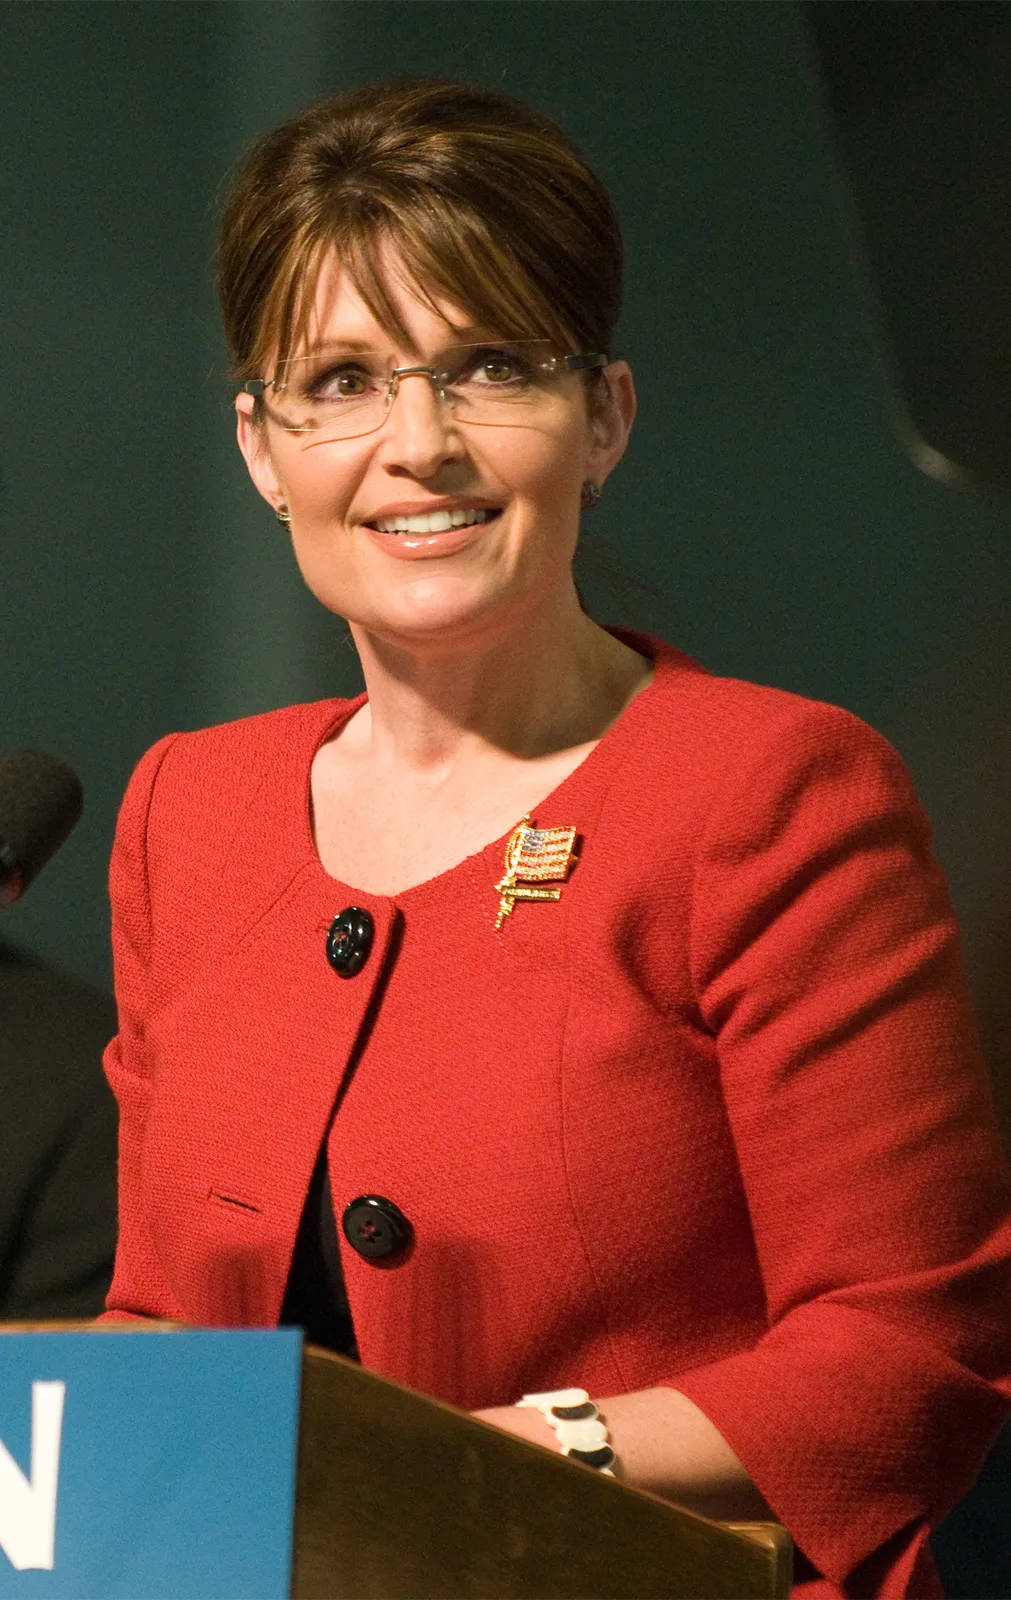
[493,814,579,930]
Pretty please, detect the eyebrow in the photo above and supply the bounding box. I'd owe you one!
[443,323,501,341]
[300,338,383,355]
[298,325,505,357]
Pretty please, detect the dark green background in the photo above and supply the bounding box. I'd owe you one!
[3,0,1009,1132]
[2,5,1010,1586]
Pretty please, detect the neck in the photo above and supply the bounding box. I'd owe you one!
[346,594,649,782]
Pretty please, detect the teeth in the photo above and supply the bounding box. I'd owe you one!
[373,508,492,535]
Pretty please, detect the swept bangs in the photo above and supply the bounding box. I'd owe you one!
[219,79,622,384]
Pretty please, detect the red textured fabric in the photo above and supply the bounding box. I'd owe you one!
[102,634,1011,1597]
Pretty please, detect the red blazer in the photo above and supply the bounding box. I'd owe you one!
[103,633,1011,1598]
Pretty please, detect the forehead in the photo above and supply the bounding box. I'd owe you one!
[303,243,490,358]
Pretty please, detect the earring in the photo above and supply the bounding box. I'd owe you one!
[580,481,602,511]
[275,504,291,526]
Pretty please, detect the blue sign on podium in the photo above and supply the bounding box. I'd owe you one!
[0,1329,302,1599]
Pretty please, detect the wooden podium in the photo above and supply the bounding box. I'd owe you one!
[0,1325,791,1598]
[294,1344,791,1598]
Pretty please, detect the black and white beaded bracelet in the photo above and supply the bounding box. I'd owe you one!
[516,1387,616,1476]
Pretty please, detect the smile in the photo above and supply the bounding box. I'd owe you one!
[368,507,498,536]
[362,508,502,562]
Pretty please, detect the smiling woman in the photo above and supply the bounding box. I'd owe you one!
[100,77,1011,1600]
[221,81,631,659]
[232,232,632,659]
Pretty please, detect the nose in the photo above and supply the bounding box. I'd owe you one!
[378,369,464,477]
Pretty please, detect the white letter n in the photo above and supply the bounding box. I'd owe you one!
[0,1381,65,1570]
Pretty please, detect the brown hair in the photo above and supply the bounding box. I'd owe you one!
[217,77,623,381]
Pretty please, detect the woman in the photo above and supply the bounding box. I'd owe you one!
[102,78,1011,1597]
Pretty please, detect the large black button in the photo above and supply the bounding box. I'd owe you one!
[341,1195,413,1263]
[326,906,374,977]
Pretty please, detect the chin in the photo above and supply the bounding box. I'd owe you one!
[352,574,529,648]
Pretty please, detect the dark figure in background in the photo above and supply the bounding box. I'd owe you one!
[0,939,118,1319]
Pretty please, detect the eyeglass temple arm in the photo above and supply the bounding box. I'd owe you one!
[562,353,609,373]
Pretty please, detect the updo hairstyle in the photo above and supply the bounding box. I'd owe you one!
[217,77,623,387]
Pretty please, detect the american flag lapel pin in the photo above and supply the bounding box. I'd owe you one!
[493,814,579,930]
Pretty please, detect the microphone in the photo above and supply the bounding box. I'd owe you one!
[0,750,83,907]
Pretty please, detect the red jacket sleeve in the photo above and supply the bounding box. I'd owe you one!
[673,699,1011,1592]
[101,734,188,1324]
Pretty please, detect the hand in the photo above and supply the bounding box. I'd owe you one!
[471,1402,562,1453]
[473,1388,770,1519]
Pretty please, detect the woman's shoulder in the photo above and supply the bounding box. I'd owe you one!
[115,696,361,830]
[638,631,900,759]
[624,631,917,815]
[180,695,355,749]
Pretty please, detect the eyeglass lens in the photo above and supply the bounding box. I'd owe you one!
[265,340,577,439]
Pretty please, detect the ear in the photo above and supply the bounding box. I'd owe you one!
[585,361,636,488]
[235,393,286,512]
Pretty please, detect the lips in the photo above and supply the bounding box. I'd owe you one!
[361,499,504,535]
[362,508,501,559]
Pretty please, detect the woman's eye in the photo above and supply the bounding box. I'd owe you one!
[311,366,372,401]
[464,348,532,385]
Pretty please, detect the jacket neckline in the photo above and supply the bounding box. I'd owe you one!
[294,630,703,906]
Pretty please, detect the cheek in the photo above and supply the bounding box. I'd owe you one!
[277,440,366,518]
[478,420,587,499]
